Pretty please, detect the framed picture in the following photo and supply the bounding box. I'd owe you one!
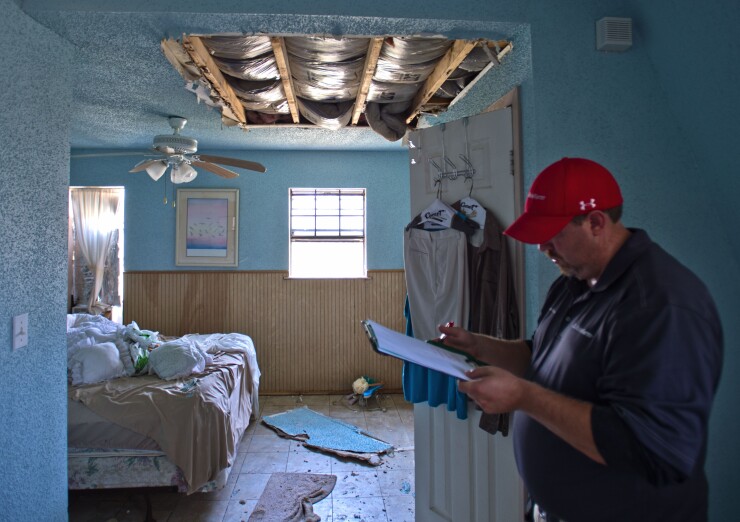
[175,188,239,267]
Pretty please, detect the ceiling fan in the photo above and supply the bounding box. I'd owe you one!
[129,116,266,183]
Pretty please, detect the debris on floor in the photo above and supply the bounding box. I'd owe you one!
[261,406,393,465]
[345,376,386,411]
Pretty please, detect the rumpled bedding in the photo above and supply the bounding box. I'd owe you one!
[148,333,257,380]
[67,314,242,383]
[66,313,262,493]
[70,342,260,493]
[68,342,125,386]
[67,314,160,384]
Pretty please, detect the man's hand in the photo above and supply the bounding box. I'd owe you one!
[438,325,531,375]
[458,366,524,413]
[458,367,606,465]
[437,323,481,360]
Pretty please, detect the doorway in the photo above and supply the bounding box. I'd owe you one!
[68,187,125,323]
[406,88,525,522]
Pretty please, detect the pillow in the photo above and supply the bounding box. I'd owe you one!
[66,316,138,376]
[66,314,77,331]
[148,339,208,380]
[68,342,125,385]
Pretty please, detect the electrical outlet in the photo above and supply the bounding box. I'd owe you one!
[13,313,28,350]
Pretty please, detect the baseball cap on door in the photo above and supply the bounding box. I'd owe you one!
[503,158,623,244]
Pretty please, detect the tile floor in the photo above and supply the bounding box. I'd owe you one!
[68,393,415,522]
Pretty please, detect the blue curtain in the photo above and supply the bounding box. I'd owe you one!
[402,298,468,419]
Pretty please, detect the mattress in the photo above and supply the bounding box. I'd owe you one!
[68,334,260,493]
[68,398,159,450]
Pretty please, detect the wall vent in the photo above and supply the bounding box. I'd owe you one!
[596,17,633,52]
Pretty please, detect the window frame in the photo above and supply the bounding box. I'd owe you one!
[288,188,367,279]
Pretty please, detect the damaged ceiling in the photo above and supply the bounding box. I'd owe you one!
[19,3,530,152]
[163,34,512,142]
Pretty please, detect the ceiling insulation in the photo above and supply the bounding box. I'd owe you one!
[162,34,513,142]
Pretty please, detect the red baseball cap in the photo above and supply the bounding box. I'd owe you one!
[504,158,623,244]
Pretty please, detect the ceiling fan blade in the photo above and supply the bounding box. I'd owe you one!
[191,160,240,179]
[196,154,266,173]
[130,159,165,173]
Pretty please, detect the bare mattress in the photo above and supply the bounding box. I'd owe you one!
[68,334,260,493]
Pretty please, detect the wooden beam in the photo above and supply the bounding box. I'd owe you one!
[270,36,301,124]
[351,37,384,125]
[160,38,200,82]
[405,39,479,125]
[181,35,247,126]
[493,40,514,62]
[447,41,514,111]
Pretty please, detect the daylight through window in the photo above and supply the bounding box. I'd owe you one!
[289,188,366,278]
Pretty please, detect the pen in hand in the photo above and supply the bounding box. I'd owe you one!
[436,321,455,343]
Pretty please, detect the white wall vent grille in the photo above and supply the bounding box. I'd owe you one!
[596,17,633,52]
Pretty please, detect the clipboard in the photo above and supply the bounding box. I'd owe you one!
[361,319,485,381]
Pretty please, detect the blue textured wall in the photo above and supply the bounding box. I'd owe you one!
[519,5,739,520]
[625,1,740,516]
[0,0,73,519]
[6,0,740,520]
[70,150,410,270]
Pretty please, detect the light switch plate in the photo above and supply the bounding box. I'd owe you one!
[13,313,28,350]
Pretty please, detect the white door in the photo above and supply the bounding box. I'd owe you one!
[407,101,525,522]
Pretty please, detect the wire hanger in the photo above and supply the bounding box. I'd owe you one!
[429,119,476,185]
[456,118,486,229]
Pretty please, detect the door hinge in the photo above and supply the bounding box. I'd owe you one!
[509,149,515,176]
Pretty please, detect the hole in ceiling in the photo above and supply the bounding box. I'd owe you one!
[162,34,513,142]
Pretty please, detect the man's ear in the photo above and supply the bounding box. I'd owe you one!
[587,210,608,236]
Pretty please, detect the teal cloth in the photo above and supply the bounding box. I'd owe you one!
[402,297,468,420]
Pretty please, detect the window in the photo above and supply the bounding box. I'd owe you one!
[289,188,366,278]
[68,187,125,323]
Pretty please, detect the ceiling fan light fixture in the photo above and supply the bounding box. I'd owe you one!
[153,133,198,154]
[171,162,198,184]
[145,160,169,181]
[125,116,265,182]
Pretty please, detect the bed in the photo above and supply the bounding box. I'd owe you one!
[66,313,260,494]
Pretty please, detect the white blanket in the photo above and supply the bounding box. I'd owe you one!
[67,314,256,385]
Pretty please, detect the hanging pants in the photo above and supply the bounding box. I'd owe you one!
[402,227,469,418]
[403,227,469,339]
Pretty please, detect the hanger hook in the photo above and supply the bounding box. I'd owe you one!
[465,175,474,197]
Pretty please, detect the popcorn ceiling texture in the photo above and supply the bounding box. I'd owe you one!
[24,7,529,151]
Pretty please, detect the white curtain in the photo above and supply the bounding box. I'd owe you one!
[70,188,122,315]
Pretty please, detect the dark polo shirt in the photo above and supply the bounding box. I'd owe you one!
[514,229,723,522]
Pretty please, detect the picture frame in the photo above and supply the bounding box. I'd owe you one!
[175,188,239,267]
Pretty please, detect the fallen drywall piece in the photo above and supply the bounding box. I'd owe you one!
[261,406,393,465]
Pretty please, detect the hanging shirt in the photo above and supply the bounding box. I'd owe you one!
[453,201,520,434]
[452,201,519,339]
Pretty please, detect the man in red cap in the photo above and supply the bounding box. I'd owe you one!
[440,158,723,521]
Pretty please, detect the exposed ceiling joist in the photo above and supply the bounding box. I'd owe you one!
[161,38,200,82]
[162,34,513,140]
[405,39,480,124]
[181,35,247,126]
[351,37,385,125]
[270,36,301,124]
[448,41,514,110]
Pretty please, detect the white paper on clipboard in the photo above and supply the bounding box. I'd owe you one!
[361,319,481,381]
